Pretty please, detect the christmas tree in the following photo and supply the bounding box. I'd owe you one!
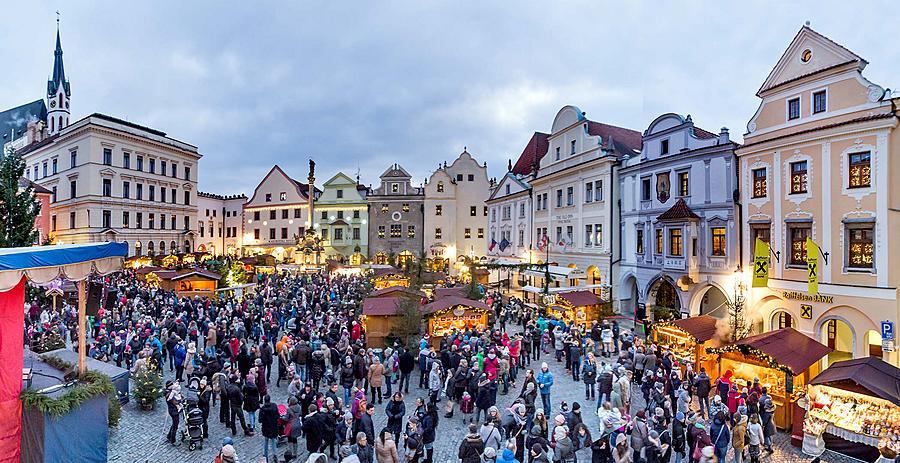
[0,147,40,247]
[131,363,164,410]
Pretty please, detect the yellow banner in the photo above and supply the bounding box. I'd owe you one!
[752,238,770,288]
[806,237,819,295]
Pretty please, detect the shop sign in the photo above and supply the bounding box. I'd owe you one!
[800,304,812,319]
[883,340,895,352]
[781,291,833,304]
[881,320,894,340]
[554,214,574,224]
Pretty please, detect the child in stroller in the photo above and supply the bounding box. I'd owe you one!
[180,379,205,450]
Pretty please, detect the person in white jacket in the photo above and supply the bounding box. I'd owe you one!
[746,413,765,463]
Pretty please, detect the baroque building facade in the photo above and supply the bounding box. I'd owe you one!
[737,26,900,367]
[366,164,424,268]
[314,172,369,264]
[242,165,318,262]
[618,113,738,321]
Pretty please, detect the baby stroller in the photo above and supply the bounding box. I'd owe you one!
[180,384,205,450]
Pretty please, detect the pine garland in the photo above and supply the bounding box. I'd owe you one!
[20,356,121,426]
[705,344,795,375]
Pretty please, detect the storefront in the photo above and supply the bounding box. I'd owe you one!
[803,357,900,462]
[371,268,409,290]
[549,290,601,328]
[651,315,720,372]
[707,328,832,431]
[161,270,221,298]
[424,296,489,342]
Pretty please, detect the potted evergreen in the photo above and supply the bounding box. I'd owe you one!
[131,364,164,410]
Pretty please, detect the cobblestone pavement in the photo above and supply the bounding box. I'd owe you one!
[109,350,854,463]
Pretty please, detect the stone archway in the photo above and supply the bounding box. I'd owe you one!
[694,284,729,319]
[815,304,878,367]
[620,274,640,319]
[646,275,682,321]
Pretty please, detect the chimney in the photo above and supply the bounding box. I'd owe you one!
[718,127,730,144]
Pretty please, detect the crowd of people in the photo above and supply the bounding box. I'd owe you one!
[23,267,782,463]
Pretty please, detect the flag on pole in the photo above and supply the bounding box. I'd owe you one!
[488,239,497,252]
[752,238,770,288]
[499,238,510,252]
[806,237,819,294]
[538,234,549,252]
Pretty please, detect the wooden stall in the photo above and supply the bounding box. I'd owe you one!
[707,328,832,431]
[371,268,409,290]
[651,315,720,372]
[361,286,425,348]
[549,290,601,328]
[424,296,489,343]
[151,269,221,298]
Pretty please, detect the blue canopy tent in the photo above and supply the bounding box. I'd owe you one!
[0,242,127,463]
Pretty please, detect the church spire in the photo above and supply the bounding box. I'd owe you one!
[47,17,71,135]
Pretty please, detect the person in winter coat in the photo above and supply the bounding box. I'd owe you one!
[369,357,386,404]
[304,404,328,454]
[643,430,664,463]
[376,429,400,463]
[227,376,250,436]
[582,354,597,401]
[165,381,183,444]
[354,403,377,446]
[285,396,304,456]
[611,433,632,463]
[693,368,712,419]
[526,426,551,463]
[355,432,375,463]
[746,414,765,463]
[731,413,747,463]
[630,410,649,463]
[259,395,281,461]
[708,396,728,422]
[676,382,691,416]
[386,392,406,442]
[483,349,500,380]
[553,427,575,463]
[475,376,498,423]
[536,363,554,415]
[398,348,415,394]
[459,423,486,463]
[173,341,187,382]
[709,412,730,463]
[242,375,261,433]
[759,390,776,453]
[671,412,687,463]
[530,443,551,463]
[480,420,503,454]
[428,362,443,405]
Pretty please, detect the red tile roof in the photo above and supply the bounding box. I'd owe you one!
[368,286,426,299]
[434,287,467,300]
[586,121,643,153]
[692,126,718,140]
[732,327,832,375]
[362,297,405,316]
[557,290,600,307]
[422,296,489,315]
[657,198,700,221]
[668,315,720,343]
[511,132,550,175]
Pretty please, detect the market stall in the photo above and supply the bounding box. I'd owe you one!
[549,290,601,328]
[651,315,720,372]
[707,328,832,431]
[804,357,900,462]
[424,296,489,343]
[371,268,409,290]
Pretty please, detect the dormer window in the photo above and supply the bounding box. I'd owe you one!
[660,139,669,155]
[788,97,800,120]
[813,90,827,114]
[391,183,399,193]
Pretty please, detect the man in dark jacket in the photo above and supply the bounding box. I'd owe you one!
[458,423,485,463]
[259,395,281,461]
[303,403,326,454]
[293,340,311,383]
[259,337,274,382]
[398,348,415,393]
[353,403,376,445]
[693,367,712,419]
[226,376,249,436]
[385,392,406,442]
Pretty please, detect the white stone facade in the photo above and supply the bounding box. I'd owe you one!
[197,192,246,257]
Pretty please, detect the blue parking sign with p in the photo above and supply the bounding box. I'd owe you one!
[882,321,894,340]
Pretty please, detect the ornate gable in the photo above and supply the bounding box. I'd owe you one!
[758,26,865,96]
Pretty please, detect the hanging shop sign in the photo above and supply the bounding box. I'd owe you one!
[800,304,813,319]
[782,291,833,304]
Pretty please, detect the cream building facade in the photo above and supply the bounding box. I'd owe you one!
[314,172,369,264]
[21,114,201,257]
[736,26,900,366]
[618,113,739,321]
[423,150,491,275]
[197,192,246,257]
[529,105,642,299]
[242,165,318,261]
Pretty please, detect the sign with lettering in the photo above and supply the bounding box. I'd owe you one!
[781,291,833,304]
[752,238,770,288]
[882,320,895,341]
[800,304,812,319]
[806,237,819,295]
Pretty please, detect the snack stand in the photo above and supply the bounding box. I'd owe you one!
[371,269,409,290]
[549,290,600,328]
[424,296,489,344]
[706,328,832,431]
[651,315,719,373]
[804,357,900,462]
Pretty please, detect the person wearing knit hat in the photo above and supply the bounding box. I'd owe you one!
[482,447,497,463]
[219,443,237,463]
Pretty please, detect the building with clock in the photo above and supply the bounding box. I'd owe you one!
[314,172,369,265]
[617,113,738,323]
[527,105,642,304]
[423,149,492,276]
[736,26,900,367]
[366,164,424,268]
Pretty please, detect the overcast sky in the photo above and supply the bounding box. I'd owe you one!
[2,2,898,194]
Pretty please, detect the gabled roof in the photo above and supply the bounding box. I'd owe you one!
[422,296,489,315]
[657,198,700,222]
[692,126,718,139]
[556,290,600,307]
[758,26,866,96]
[0,100,47,145]
[368,285,426,299]
[511,132,550,175]
[247,165,320,204]
[380,163,412,179]
[586,121,643,154]
[434,286,467,299]
[19,177,51,195]
[362,297,405,316]
[170,270,221,281]
[732,327,832,375]
[487,172,530,201]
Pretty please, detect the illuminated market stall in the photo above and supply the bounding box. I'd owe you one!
[803,357,900,462]
[424,296,489,343]
[549,290,600,328]
[360,286,426,347]
[371,268,409,290]
[707,328,832,431]
[651,315,720,372]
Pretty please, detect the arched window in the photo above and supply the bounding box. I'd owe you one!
[134,241,142,257]
[159,241,166,254]
[58,116,62,130]
[147,241,154,256]
[58,94,62,107]
[170,241,177,253]
[184,240,191,252]
[50,117,54,132]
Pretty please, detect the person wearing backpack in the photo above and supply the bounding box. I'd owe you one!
[731,413,748,463]
[709,411,731,463]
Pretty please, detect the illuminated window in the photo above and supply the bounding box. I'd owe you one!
[434,228,442,239]
[711,227,727,256]
[378,226,385,238]
[848,152,871,189]
[668,228,683,257]
[655,229,663,255]
[402,203,410,212]
[470,206,477,216]
[464,228,471,239]
[636,229,644,254]
[752,168,767,198]
[790,161,807,194]
[678,171,689,197]
[477,228,484,239]
[390,224,401,238]
[436,182,444,192]
[381,204,388,213]
[788,224,810,267]
[435,205,442,216]
[846,223,874,270]
[407,225,415,238]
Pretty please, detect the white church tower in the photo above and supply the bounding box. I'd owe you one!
[46,26,70,135]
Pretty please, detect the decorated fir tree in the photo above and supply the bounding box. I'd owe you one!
[131,364,164,410]
[0,147,41,247]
